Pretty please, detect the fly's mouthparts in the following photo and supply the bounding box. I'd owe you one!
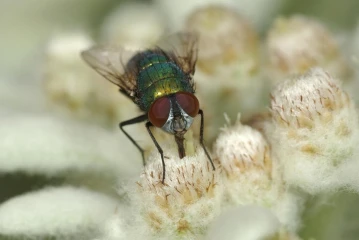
[172,117,187,132]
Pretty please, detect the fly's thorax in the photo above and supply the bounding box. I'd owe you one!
[134,51,194,111]
[148,92,200,134]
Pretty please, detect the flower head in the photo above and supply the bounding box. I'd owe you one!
[182,5,264,143]
[100,2,164,48]
[214,120,303,230]
[128,150,223,239]
[185,5,259,77]
[265,15,352,84]
[269,67,359,193]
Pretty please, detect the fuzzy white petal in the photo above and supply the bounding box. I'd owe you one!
[0,186,118,238]
[205,206,280,240]
[0,112,141,177]
[96,213,128,240]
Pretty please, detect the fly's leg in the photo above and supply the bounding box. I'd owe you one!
[145,121,166,184]
[119,114,148,166]
[198,109,215,170]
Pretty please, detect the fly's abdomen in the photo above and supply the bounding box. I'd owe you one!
[136,53,192,111]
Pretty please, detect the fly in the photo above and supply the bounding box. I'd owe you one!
[81,32,215,183]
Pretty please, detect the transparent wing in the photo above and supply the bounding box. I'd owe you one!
[156,32,198,77]
[81,45,140,99]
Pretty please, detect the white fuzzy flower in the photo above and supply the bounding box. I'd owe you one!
[96,213,128,240]
[0,112,141,180]
[43,33,94,108]
[182,5,265,143]
[265,15,353,84]
[206,206,279,240]
[185,5,259,78]
[43,32,138,126]
[269,67,359,194]
[206,206,301,240]
[214,123,273,201]
[154,0,236,31]
[154,0,281,31]
[100,2,164,49]
[214,120,303,230]
[122,150,223,239]
[0,186,118,239]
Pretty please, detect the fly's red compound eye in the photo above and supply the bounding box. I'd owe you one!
[175,92,199,118]
[148,97,171,127]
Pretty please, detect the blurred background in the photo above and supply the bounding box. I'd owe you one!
[1,0,359,77]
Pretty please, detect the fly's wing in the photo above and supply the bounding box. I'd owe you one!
[81,45,140,100]
[156,32,198,80]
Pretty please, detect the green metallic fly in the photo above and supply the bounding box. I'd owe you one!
[81,32,215,183]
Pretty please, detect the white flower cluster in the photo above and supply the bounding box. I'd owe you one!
[1,1,359,240]
[269,68,359,193]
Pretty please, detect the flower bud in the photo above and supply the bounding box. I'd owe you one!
[269,67,359,193]
[133,150,223,238]
[265,15,352,84]
[214,121,303,230]
[183,5,264,143]
[185,5,259,76]
[100,2,164,49]
[42,33,137,125]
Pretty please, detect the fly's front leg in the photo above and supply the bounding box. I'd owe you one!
[145,121,166,184]
[119,114,148,166]
[198,109,215,170]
